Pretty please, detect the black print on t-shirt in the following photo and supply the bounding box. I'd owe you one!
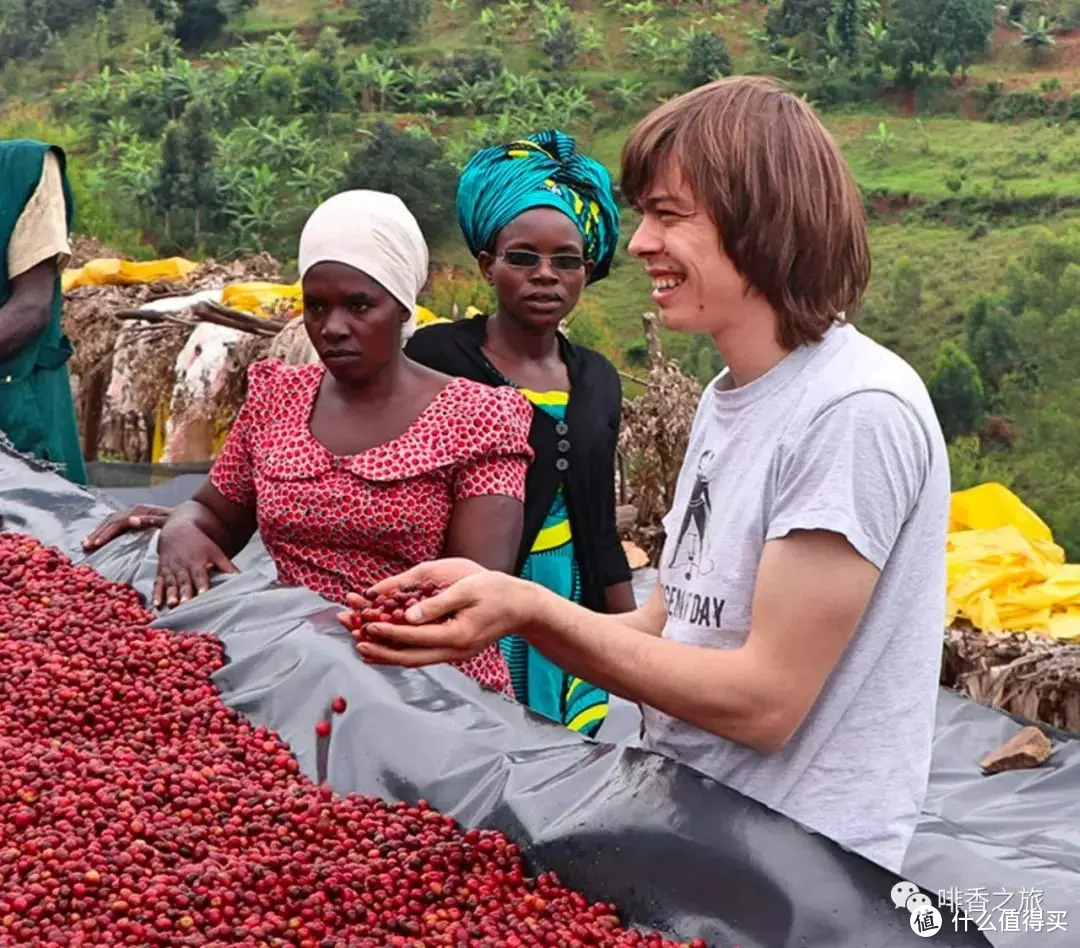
[667,450,716,579]
[662,584,725,628]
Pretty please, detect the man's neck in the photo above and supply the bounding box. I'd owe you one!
[710,301,792,388]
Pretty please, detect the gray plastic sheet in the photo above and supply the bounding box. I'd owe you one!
[0,449,1022,947]
[905,692,1079,948]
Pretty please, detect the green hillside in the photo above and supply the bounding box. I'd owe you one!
[5,0,1080,552]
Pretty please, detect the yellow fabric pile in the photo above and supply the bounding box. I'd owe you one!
[947,483,1080,641]
[62,257,201,293]
[220,283,448,324]
[220,281,302,317]
[63,257,453,326]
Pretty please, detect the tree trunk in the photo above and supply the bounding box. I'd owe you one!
[642,312,663,369]
[80,356,112,464]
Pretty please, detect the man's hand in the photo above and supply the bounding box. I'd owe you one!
[340,560,540,669]
[357,558,490,601]
[83,504,173,552]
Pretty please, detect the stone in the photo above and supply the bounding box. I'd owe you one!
[622,541,650,571]
[980,726,1053,775]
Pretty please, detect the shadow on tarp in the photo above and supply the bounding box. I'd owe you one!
[0,451,996,948]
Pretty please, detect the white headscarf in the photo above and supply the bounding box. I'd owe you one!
[297,190,429,343]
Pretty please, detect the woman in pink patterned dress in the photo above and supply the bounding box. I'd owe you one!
[136,191,533,695]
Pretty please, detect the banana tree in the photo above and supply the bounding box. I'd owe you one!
[396,63,436,97]
[609,77,645,111]
[351,54,381,112]
[580,24,606,58]
[446,80,491,118]
[373,64,399,113]
[499,72,545,107]
[623,19,663,64]
[477,8,499,44]
[1017,16,1056,66]
[503,0,529,33]
[289,161,347,210]
[131,44,156,70]
[110,140,159,218]
[95,118,136,163]
[222,164,284,255]
[228,117,316,176]
[863,19,887,74]
[544,85,594,124]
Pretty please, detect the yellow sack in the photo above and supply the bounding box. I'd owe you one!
[949,482,1053,544]
[1047,610,1080,640]
[220,281,303,318]
[63,257,201,293]
[217,289,447,324]
[945,484,1080,641]
[416,306,450,327]
[150,402,169,465]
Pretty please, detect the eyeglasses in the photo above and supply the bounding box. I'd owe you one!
[499,250,586,271]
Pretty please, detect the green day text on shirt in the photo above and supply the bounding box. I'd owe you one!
[660,583,725,630]
[642,323,952,874]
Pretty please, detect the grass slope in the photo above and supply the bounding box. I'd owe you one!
[3,0,1079,379]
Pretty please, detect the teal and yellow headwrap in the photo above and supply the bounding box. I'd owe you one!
[456,130,620,284]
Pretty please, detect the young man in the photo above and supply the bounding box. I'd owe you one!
[0,139,86,484]
[346,76,951,874]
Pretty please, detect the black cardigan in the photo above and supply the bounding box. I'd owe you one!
[404,315,631,614]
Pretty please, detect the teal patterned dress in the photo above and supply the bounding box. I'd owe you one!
[499,386,610,737]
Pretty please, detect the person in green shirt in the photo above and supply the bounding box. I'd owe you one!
[0,139,87,485]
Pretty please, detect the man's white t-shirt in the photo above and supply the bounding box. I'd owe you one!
[642,322,951,872]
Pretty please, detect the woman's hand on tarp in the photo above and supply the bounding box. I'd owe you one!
[82,504,173,552]
[153,521,239,609]
[343,559,540,668]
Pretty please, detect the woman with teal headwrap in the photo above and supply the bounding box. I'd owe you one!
[406,130,636,737]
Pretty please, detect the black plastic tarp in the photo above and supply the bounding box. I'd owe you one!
[5,446,1062,947]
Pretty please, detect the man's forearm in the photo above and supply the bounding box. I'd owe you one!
[519,587,789,753]
[0,299,50,360]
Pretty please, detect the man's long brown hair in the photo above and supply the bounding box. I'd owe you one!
[621,76,871,350]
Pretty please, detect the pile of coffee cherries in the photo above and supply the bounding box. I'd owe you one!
[0,533,705,947]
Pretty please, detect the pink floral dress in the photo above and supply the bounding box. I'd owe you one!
[209,359,534,695]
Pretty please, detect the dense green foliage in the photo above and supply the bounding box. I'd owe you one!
[340,122,459,243]
[683,32,732,89]
[8,0,1080,552]
[0,0,117,65]
[928,342,985,442]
